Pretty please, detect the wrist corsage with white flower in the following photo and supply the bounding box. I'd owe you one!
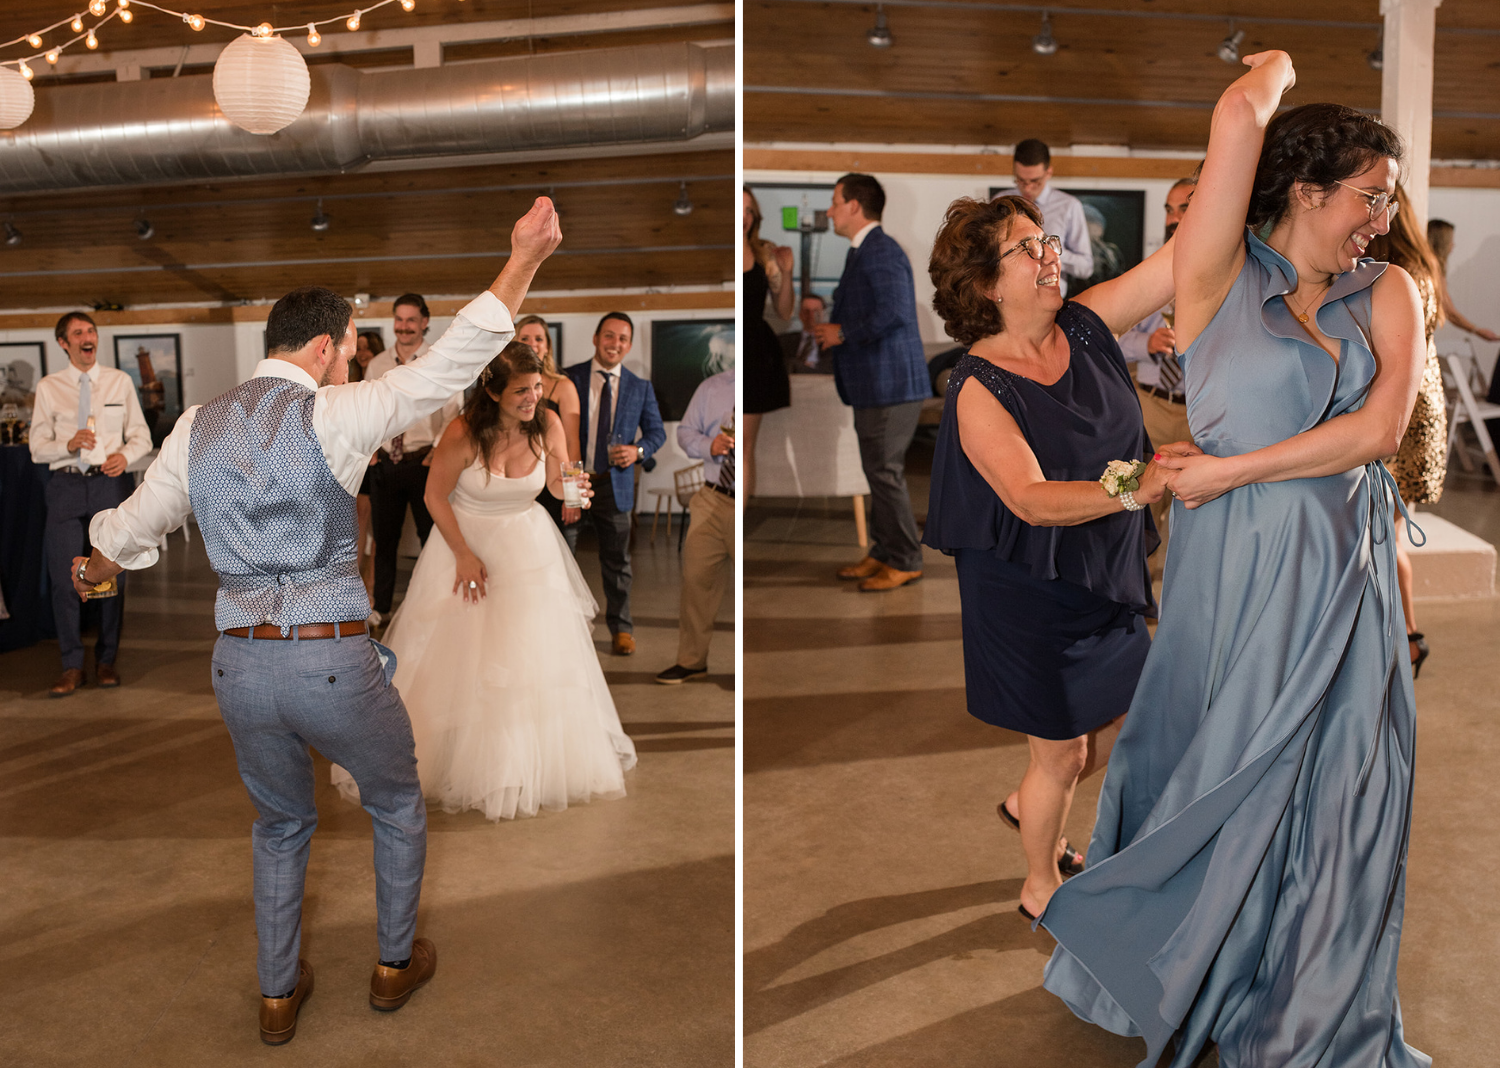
[1100,459,1147,512]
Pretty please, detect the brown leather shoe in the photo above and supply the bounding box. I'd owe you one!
[49,669,84,698]
[260,959,313,1045]
[612,632,636,656]
[859,564,923,592]
[370,938,436,1011]
[96,663,120,688]
[836,556,884,581]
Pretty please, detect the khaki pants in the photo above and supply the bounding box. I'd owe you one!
[677,485,735,670]
[1136,383,1192,578]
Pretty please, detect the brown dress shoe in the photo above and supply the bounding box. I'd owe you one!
[96,663,120,688]
[49,669,84,698]
[836,556,884,581]
[260,959,314,1045]
[612,632,636,656]
[370,938,437,1011]
[859,564,923,592]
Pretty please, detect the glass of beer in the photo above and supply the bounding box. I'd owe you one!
[561,460,585,508]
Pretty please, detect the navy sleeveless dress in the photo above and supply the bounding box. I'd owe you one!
[923,301,1157,741]
[1041,233,1429,1068]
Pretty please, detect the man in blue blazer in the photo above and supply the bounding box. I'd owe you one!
[565,312,666,655]
[811,173,929,591]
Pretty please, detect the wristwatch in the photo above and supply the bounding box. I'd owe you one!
[636,445,644,461]
[76,558,92,585]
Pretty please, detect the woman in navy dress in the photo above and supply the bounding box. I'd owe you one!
[923,194,1195,923]
[1042,52,1429,1067]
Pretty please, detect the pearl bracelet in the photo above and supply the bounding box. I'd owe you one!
[1119,490,1144,512]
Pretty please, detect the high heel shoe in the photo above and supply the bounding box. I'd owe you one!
[998,800,1085,877]
[1408,632,1429,679]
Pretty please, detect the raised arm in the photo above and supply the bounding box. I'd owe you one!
[1175,51,1296,352]
[422,416,487,601]
[956,377,1170,526]
[1074,236,1175,336]
[1160,266,1424,506]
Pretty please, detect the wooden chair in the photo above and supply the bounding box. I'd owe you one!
[646,462,704,546]
[1441,342,1500,485]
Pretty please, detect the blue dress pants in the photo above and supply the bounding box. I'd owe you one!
[210,629,426,996]
[43,470,130,671]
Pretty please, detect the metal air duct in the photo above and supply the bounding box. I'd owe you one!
[0,41,733,194]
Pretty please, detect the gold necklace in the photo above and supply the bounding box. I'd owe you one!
[1285,282,1330,325]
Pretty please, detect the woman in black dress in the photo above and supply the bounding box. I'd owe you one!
[923,195,1194,921]
[515,314,582,531]
[743,187,794,499]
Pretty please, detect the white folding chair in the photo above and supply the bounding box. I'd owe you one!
[1441,341,1500,485]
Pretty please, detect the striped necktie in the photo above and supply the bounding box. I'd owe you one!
[1157,348,1183,395]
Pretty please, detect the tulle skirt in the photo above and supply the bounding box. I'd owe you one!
[333,501,637,820]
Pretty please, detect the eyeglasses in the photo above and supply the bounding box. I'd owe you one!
[1000,234,1063,263]
[1332,180,1399,223]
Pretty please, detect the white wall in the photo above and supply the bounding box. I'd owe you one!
[747,165,1500,354]
[1,321,241,407]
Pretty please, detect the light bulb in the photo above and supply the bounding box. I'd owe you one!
[19,61,33,81]
[307,24,320,46]
[118,0,129,7]
[119,8,133,22]
[46,50,59,64]
[401,0,415,10]
[252,22,272,37]
[86,31,98,49]
[347,13,360,31]
[187,14,205,31]
[89,0,106,15]
[72,16,84,32]
[27,35,42,48]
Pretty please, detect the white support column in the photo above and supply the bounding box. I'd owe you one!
[1380,0,1443,224]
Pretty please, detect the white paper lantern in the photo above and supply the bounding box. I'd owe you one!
[0,65,35,130]
[212,34,310,135]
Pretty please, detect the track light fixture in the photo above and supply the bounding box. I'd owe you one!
[135,218,154,240]
[4,222,20,247]
[672,181,693,217]
[867,4,892,49]
[1032,11,1058,56]
[310,199,330,232]
[1217,21,1244,64]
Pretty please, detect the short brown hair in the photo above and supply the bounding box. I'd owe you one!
[835,173,885,221]
[929,195,1044,345]
[54,311,96,341]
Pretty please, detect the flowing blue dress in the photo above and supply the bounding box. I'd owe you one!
[1041,233,1429,1067]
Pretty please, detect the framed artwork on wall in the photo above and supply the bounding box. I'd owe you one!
[744,182,846,310]
[0,342,47,414]
[114,334,182,448]
[650,320,735,422]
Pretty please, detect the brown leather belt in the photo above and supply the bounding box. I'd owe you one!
[710,482,734,498]
[1139,384,1187,405]
[223,621,368,640]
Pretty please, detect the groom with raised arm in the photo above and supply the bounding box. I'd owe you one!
[72,198,563,1046]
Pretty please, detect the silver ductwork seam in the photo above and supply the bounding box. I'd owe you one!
[0,42,734,194]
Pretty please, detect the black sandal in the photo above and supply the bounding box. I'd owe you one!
[1408,632,1429,679]
[997,801,1085,877]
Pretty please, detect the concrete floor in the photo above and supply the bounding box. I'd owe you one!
[744,442,1500,1068]
[1,519,734,1067]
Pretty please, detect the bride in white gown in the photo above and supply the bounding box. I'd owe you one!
[333,341,637,819]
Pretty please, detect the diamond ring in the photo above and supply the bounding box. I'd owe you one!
[468,581,477,589]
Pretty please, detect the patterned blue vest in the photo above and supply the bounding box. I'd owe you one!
[188,376,369,631]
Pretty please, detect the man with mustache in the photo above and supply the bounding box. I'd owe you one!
[1118,173,1196,575]
[364,293,460,627]
[28,311,151,696]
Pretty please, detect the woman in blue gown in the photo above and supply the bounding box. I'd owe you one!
[923,194,1192,924]
[1040,51,1430,1068]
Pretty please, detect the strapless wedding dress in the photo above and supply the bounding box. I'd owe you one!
[333,460,636,819]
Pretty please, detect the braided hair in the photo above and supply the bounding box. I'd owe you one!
[1247,103,1404,232]
[464,341,548,483]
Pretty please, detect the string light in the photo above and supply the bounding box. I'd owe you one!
[46,50,59,64]
[306,24,321,46]
[347,12,361,31]
[401,0,415,10]
[26,35,42,48]
[89,1,107,16]
[186,14,205,30]
[18,60,32,81]
[252,21,272,37]
[119,8,134,23]
[71,16,84,32]
[85,31,98,49]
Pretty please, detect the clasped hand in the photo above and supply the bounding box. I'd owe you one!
[1133,441,1203,505]
[1152,443,1242,509]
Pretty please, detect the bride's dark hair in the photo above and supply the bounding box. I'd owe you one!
[1247,103,1404,232]
[464,340,548,481]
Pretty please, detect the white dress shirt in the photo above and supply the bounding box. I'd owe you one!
[29,361,152,471]
[365,342,461,453]
[995,183,1094,295]
[585,358,625,451]
[90,292,514,570]
[1118,308,1174,390]
[848,221,879,250]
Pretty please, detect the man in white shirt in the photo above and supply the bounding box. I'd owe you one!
[996,139,1093,296]
[73,197,561,1044]
[29,311,151,696]
[364,293,460,625]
